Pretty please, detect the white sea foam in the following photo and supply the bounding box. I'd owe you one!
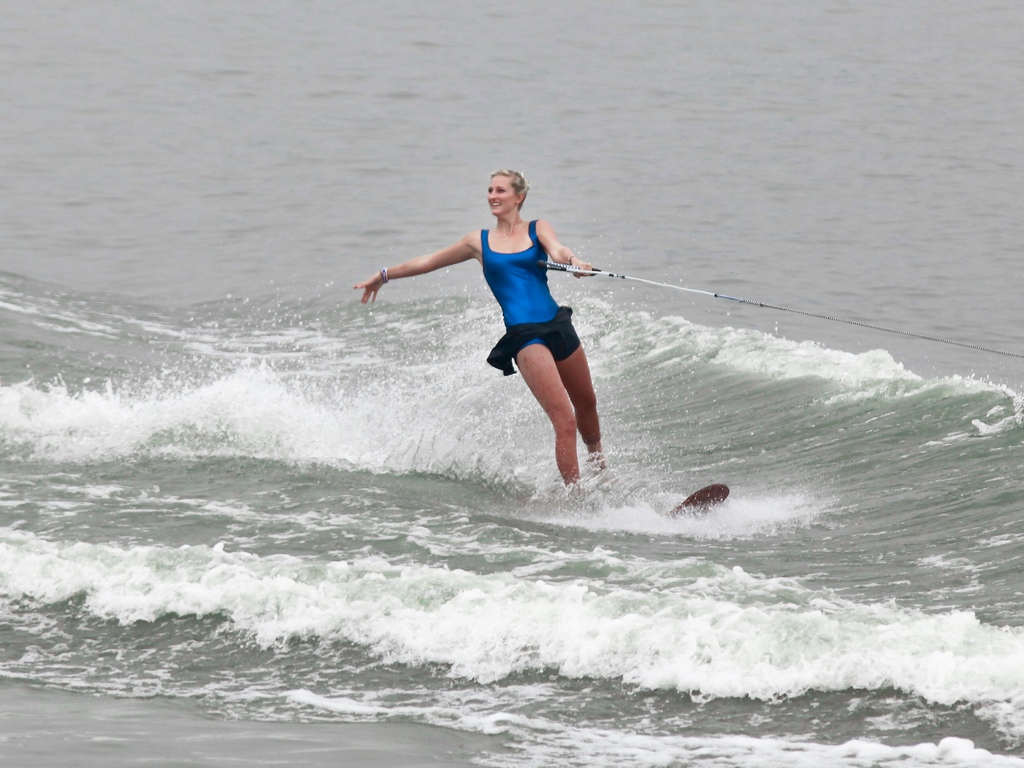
[594,302,1020,405]
[289,688,1024,768]
[489,730,1024,768]
[0,364,531,484]
[3,527,1024,742]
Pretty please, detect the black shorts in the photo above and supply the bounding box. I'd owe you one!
[486,306,582,376]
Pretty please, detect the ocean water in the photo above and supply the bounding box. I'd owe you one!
[2,2,1023,766]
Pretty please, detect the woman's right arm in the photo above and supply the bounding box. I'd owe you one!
[354,232,481,303]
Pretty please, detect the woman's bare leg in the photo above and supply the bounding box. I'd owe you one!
[516,343,605,484]
[515,343,581,484]
[555,345,603,465]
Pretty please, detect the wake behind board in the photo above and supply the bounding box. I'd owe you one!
[667,484,730,518]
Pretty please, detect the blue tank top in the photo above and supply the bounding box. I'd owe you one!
[481,220,559,328]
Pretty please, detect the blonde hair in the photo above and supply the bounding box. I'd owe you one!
[490,169,530,209]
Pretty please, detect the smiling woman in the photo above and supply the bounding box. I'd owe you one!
[354,169,607,487]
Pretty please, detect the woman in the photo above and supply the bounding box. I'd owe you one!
[354,169,605,487]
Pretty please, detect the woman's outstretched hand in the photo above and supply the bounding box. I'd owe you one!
[354,272,384,303]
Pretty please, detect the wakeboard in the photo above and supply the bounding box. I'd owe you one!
[667,483,730,517]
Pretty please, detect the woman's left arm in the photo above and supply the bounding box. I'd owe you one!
[535,220,593,277]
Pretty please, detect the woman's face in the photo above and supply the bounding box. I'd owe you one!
[487,175,524,216]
